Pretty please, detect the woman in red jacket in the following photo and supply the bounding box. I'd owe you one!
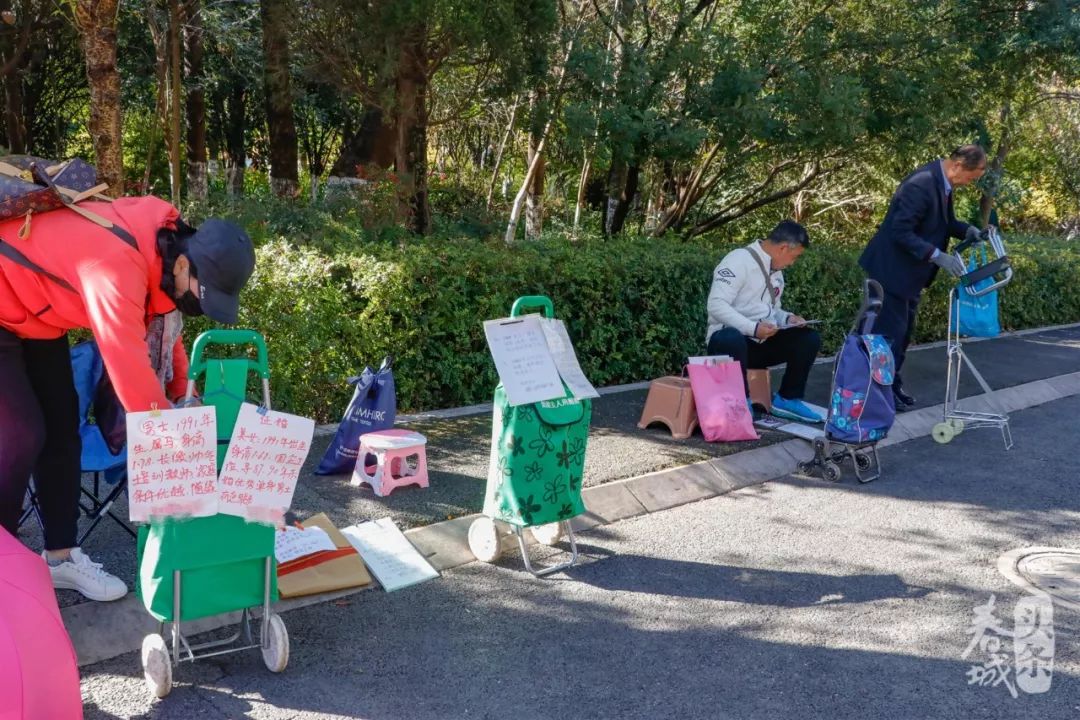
[0,195,255,602]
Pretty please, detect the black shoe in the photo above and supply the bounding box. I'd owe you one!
[893,387,916,408]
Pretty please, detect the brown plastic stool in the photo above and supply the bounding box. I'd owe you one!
[747,369,772,411]
[637,376,698,439]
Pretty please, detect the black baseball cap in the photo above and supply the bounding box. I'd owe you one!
[186,218,256,324]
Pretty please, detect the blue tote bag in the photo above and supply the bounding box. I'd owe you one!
[956,246,1002,338]
[315,357,397,475]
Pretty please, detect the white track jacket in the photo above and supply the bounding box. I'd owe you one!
[705,240,792,342]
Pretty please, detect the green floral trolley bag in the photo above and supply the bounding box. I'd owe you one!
[468,295,591,577]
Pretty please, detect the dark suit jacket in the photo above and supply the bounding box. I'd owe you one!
[859,160,971,299]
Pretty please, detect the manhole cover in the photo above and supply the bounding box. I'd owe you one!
[998,547,1080,611]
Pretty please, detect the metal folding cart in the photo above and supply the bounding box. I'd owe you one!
[137,330,288,698]
[931,226,1015,449]
[468,296,591,577]
[798,280,888,484]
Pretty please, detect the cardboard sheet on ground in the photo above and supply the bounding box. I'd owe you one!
[341,518,439,592]
[219,403,316,526]
[126,406,218,522]
[277,513,373,598]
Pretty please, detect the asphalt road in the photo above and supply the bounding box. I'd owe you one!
[81,393,1080,720]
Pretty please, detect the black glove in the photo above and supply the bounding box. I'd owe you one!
[931,250,966,278]
[964,225,987,244]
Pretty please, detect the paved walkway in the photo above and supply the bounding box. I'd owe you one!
[81,393,1080,719]
[20,325,1080,612]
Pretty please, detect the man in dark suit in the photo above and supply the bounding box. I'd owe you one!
[859,145,987,410]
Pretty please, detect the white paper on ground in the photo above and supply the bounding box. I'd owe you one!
[754,415,826,441]
[341,518,439,592]
[483,315,566,406]
[274,525,337,563]
[539,317,599,400]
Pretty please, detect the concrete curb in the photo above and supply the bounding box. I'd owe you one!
[69,367,1080,668]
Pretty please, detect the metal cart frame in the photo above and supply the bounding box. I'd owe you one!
[933,226,1015,449]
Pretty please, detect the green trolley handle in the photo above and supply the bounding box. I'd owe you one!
[510,295,555,319]
[188,329,270,380]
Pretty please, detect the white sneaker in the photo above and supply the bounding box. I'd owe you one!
[45,547,128,602]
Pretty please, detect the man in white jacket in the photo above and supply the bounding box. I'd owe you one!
[705,220,822,423]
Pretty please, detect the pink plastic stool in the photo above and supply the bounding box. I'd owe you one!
[350,429,429,497]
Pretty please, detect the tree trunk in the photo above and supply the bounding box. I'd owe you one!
[524,91,546,240]
[2,68,25,153]
[394,32,430,235]
[224,82,246,195]
[330,106,396,176]
[485,98,518,209]
[260,0,298,197]
[184,0,207,200]
[168,0,182,205]
[980,103,1012,229]
[72,0,124,193]
[606,163,638,235]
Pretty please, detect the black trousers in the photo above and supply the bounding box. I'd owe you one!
[871,291,919,388]
[0,328,81,550]
[706,326,821,399]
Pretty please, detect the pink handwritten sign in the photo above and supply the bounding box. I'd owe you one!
[126,406,218,522]
[219,403,315,526]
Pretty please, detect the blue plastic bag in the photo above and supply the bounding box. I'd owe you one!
[956,246,1001,338]
[315,357,396,475]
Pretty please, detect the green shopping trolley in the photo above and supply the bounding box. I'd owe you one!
[137,329,288,698]
[468,296,592,577]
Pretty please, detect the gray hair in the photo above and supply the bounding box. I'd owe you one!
[949,145,987,171]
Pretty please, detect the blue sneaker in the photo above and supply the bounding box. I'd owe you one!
[771,394,824,423]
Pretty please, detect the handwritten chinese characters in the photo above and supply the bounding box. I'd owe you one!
[219,403,316,526]
[126,406,218,523]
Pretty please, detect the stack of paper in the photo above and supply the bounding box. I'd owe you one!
[341,518,439,592]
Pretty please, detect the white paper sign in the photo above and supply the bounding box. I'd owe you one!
[274,525,337,564]
[219,403,316,526]
[539,318,599,400]
[341,518,439,592]
[126,406,218,522]
[483,314,566,406]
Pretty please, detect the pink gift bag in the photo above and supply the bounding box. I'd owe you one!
[686,362,759,442]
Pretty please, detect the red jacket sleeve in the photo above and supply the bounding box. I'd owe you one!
[78,256,172,413]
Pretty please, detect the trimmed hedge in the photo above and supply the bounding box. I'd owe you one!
[202,232,1080,422]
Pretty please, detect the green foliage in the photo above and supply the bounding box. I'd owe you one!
[214,196,1080,420]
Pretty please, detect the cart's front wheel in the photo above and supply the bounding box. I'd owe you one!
[468,517,502,562]
[932,423,955,444]
[823,461,842,483]
[530,522,564,546]
[949,419,965,434]
[141,633,172,698]
[261,612,289,673]
[854,452,874,472]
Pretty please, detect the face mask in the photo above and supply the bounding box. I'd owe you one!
[174,289,204,317]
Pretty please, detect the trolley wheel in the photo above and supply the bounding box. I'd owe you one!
[854,452,873,472]
[141,633,173,698]
[932,422,955,444]
[949,419,965,434]
[823,461,842,483]
[261,612,289,673]
[530,522,563,546]
[468,516,502,563]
